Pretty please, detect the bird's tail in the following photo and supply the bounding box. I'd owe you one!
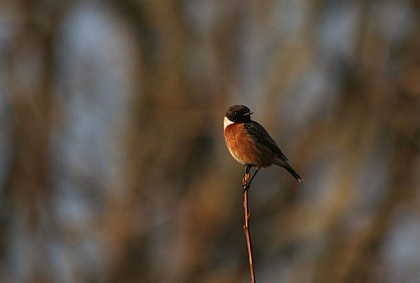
[274,159,302,182]
[284,165,302,182]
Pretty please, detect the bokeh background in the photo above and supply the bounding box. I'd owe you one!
[1,1,419,282]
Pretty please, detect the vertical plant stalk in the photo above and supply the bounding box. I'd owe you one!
[242,166,259,283]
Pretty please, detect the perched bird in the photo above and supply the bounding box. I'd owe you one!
[223,105,302,184]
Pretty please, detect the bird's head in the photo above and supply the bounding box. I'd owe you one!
[225,105,253,124]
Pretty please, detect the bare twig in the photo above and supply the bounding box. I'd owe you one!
[242,165,259,283]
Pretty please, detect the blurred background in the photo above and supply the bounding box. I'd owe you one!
[0,0,419,282]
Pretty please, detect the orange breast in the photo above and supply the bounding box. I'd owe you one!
[224,123,274,168]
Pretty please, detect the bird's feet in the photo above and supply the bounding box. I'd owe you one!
[242,168,251,192]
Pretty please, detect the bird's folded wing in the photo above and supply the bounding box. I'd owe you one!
[244,122,288,161]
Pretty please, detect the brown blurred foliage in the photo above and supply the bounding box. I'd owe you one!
[0,0,419,283]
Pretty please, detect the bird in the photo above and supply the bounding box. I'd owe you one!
[223,105,302,186]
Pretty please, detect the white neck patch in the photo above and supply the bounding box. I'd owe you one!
[224,116,234,129]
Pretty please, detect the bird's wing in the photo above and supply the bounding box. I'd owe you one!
[244,121,288,161]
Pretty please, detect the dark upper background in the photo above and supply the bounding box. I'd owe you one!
[1,1,419,282]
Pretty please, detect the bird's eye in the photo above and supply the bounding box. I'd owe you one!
[234,111,238,116]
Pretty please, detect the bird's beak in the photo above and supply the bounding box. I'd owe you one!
[244,111,253,116]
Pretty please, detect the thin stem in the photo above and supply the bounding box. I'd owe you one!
[242,166,257,283]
